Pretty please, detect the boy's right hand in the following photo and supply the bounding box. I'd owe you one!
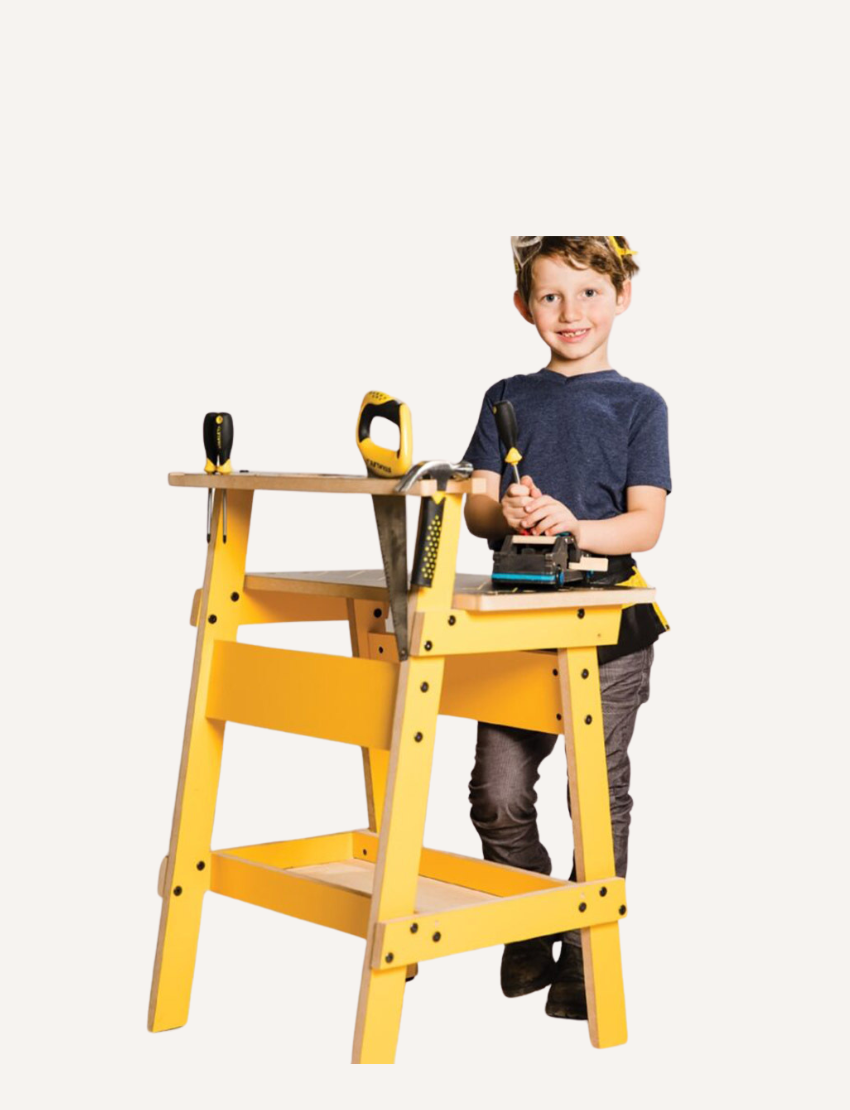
[501,475,541,532]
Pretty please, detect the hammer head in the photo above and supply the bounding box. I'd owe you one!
[396,459,473,493]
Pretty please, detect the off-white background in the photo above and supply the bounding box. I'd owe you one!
[3,1,847,1105]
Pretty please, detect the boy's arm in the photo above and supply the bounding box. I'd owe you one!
[576,486,667,554]
[464,470,506,539]
[521,484,667,554]
[465,469,536,540]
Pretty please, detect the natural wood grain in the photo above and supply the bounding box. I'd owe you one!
[244,569,655,611]
[169,471,483,496]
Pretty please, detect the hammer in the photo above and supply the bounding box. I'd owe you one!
[397,459,473,588]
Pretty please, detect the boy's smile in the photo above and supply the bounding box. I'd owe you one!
[514,254,631,376]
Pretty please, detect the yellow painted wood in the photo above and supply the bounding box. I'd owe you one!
[215,831,355,868]
[210,852,370,937]
[367,633,565,732]
[353,495,461,1064]
[148,489,253,1033]
[558,646,628,1049]
[352,657,445,1063]
[442,650,563,731]
[206,642,398,749]
[412,605,622,656]
[347,600,392,832]
[373,878,625,966]
[352,831,566,896]
[190,587,348,627]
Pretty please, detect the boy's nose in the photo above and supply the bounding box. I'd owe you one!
[559,301,583,322]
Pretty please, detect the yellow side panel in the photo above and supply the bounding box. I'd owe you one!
[211,853,370,937]
[206,642,398,749]
[414,606,622,656]
[441,651,562,732]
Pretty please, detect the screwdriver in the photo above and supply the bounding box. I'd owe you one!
[492,400,530,535]
[203,412,234,543]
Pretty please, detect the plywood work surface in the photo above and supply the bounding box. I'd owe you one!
[288,859,498,913]
[168,472,482,496]
[245,569,656,611]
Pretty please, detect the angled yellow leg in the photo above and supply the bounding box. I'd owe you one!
[352,491,462,1064]
[351,655,444,1063]
[148,490,253,1032]
[558,645,627,1049]
[347,599,391,832]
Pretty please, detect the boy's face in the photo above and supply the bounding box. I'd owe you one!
[514,254,630,371]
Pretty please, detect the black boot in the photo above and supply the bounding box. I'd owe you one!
[545,942,588,1020]
[501,936,557,998]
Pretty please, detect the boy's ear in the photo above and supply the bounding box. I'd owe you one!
[615,280,632,315]
[513,290,534,323]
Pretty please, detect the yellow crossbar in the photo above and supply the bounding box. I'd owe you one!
[372,878,626,967]
[206,642,398,749]
[412,606,622,656]
[352,830,564,896]
[211,851,370,937]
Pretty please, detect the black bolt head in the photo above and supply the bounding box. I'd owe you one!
[599,886,608,897]
[556,713,562,721]
[585,715,593,725]
[424,641,433,651]
[619,905,627,916]
[208,615,217,624]
[581,668,589,679]
[410,923,419,934]
[385,953,394,963]
[420,682,429,693]
[579,902,587,913]
[552,669,558,676]
[414,732,423,742]
[196,861,206,871]
[173,886,183,896]
[448,615,456,626]
[230,592,240,602]
[373,608,383,618]
[577,609,586,619]
[432,931,442,943]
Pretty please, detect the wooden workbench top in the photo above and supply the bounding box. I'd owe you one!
[245,569,656,612]
[169,472,485,496]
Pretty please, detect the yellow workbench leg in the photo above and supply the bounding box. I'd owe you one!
[352,490,461,1063]
[347,598,391,832]
[557,645,628,1049]
[352,656,445,1063]
[148,490,254,1033]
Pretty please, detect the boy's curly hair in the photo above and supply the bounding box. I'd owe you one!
[512,236,639,304]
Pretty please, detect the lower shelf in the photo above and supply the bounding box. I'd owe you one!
[207,830,626,965]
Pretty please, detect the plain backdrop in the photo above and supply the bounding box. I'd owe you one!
[3,1,847,1105]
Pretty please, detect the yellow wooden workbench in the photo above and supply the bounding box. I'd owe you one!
[148,472,656,1063]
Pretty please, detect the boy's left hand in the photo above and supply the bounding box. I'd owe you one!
[522,483,581,539]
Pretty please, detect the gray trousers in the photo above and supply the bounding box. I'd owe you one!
[468,645,654,949]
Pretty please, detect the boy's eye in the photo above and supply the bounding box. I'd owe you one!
[583,289,599,297]
[543,293,557,302]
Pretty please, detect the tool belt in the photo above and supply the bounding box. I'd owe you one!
[590,555,670,665]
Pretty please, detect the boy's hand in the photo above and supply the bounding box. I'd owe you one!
[500,474,538,532]
[521,485,580,539]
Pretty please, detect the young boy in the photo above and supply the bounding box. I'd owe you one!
[462,236,671,1020]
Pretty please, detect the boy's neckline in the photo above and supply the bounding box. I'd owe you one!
[537,368,620,381]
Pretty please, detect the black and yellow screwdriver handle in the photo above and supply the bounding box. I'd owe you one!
[203,412,234,474]
[357,392,413,478]
[203,412,234,545]
[492,400,522,485]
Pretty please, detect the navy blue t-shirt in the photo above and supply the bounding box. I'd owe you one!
[464,368,671,549]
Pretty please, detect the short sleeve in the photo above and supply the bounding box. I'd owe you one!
[463,389,505,474]
[626,391,672,492]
